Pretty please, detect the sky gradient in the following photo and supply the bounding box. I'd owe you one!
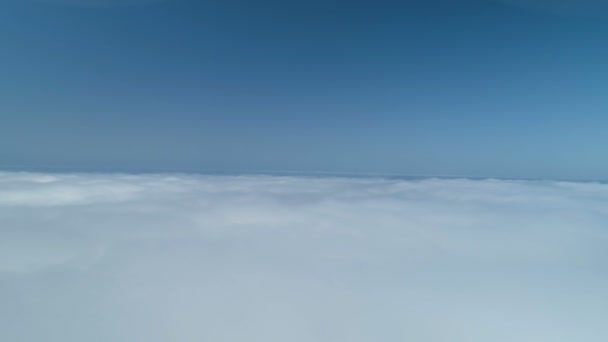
[2,0,607,179]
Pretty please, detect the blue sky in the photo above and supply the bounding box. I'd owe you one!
[1,0,607,179]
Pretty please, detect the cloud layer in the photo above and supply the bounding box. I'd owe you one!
[1,172,608,341]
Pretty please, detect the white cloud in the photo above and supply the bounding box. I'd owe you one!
[1,172,608,341]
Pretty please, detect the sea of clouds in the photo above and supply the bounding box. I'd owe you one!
[1,172,608,341]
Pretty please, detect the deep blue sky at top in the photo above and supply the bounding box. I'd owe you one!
[1,0,607,179]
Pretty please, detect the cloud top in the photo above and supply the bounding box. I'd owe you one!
[1,172,608,341]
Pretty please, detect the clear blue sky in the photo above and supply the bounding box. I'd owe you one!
[1,0,607,179]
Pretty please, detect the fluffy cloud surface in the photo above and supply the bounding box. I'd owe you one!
[1,172,608,341]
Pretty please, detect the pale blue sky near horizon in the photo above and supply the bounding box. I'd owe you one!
[1,0,608,180]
